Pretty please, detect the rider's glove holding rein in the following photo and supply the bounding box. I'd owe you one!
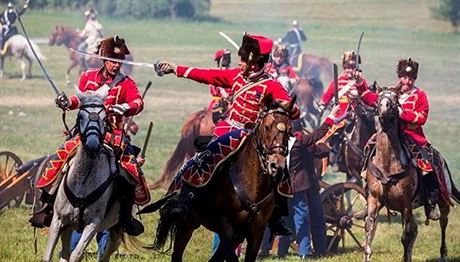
[318,104,326,114]
[398,106,404,116]
[55,93,71,110]
[157,62,177,76]
[110,103,130,116]
[348,89,359,99]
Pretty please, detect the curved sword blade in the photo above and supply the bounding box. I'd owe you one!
[69,48,156,68]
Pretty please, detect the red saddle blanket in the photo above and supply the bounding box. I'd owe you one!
[167,129,292,197]
[37,135,150,205]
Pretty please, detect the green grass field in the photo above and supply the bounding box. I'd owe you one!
[0,0,459,261]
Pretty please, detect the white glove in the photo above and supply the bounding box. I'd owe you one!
[348,89,359,99]
[55,93,70,110]
[398,106,403,116]
[318,104,326,114]
[110,103,130,115]
[155,61,177,76]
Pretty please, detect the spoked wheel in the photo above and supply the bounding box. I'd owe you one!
[320,182,367,253]
[0,151,24,208]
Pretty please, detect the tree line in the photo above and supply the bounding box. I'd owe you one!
[1,0,212,20]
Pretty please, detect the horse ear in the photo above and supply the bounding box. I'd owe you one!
[376,84,383,93]
[263,93,274,109]
[287,95,297,112]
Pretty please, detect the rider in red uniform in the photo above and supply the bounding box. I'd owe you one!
[156,33,300,235]
[265,44,299,92]
[318,51,375,171]
[31,36,145,236]
[394,58,439,220]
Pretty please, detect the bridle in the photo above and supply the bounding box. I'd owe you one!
[252,106,291,175]
[77,103,107,145]
[377,89,399,129]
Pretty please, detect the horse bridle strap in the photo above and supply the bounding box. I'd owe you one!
[63,161,114,230]
[229,165,274,215]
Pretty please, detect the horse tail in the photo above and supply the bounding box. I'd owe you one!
[151,197,179,251]
[149,110,202,190]
[26,40,46,61]
[444,160,460,204]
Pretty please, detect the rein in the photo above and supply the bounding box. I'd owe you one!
[252,107,290,174]
[63,147,115,231]
[231,106,290,217]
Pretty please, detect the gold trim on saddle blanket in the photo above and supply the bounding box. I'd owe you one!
[183,134,249,188]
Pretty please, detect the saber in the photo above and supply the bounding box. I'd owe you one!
[15,7,62,96]
[355,32,364,72]
[219,32,240,51]
[333,63,339,105]
[141,122,154,158]
[69,48,156,69]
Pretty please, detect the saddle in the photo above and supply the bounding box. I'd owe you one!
[37,134,150,205]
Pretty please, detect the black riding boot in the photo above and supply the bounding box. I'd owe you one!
[29,191,55,228]
[170,186,195,219]
[268,194,292,236]
[118,182,144,236]
[423,173,440,221]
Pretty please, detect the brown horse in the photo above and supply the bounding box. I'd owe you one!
[48,26,133,82]
[290,53,333,97]
[142,97,296,262]
[363,88,459,262]
[149,108,213,190]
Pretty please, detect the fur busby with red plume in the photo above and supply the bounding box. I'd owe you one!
[96,35,130,60]
[397,58,419,80]
[238,33,273,66]
[342,50,361,69]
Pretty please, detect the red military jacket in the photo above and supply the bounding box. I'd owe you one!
[321,73,375,116]
[398,87,429,146]
[68,68,144,130]
[176,66,300,137]
[265,62,298,80]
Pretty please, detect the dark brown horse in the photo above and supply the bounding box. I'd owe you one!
[150,80,319,191]
[143,98,296,262]
[48,26,133,82]
[364,88,459,262]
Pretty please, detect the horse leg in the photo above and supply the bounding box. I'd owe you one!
[20,58,27,81]
[364,195,380,262]
[0,56,4,78]
[208,234,237,262]
[171,221,197,262]
[244,225,265,262]
[66,61,78,84]
[59,227,73,262]
[69,222,98,262]
[42,215,63,262]
[401,207,417,262]
[27,57,32,78]
[439,203,450,260]
[98,226,122,262]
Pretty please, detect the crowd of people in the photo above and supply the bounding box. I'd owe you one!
[2,2,449,260]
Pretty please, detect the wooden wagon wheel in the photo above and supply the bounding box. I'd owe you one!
[0,151,24,208]
[320,182,367,253]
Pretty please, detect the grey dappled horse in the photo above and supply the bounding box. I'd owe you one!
[43,86,122,262]
[0,34,46,80]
